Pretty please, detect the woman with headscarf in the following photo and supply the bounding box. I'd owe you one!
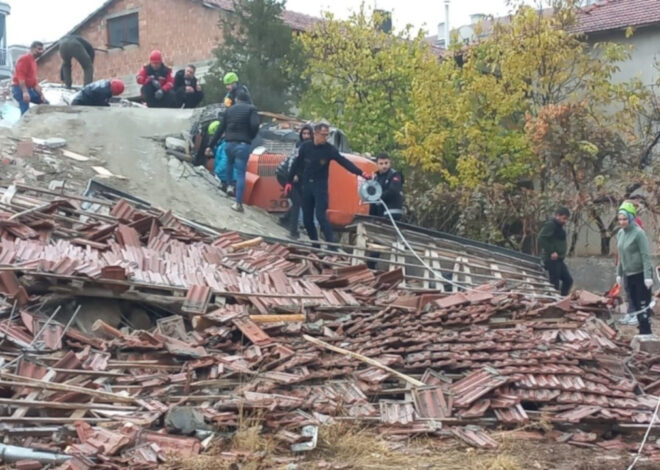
[278,124,313,238]
[616,202,654,335]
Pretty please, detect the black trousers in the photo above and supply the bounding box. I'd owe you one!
[285,185,302,237]
[59,39,93,88]
[545,259,573,296]
[302,182,335,249]
[175,88,204,108]
[626,272,653,335]
[142,83,176,108]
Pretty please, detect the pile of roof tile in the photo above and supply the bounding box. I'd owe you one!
[1,184,660,468]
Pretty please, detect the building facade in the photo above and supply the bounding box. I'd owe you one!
[0,2,10,80]
[36,0,314,96]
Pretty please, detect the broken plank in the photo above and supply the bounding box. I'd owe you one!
[0,373,137,404]
[0,398,137,411]
[230,237,264,252]
[249,314,305,324]
[302,334,425,388]
[61,149,90,162]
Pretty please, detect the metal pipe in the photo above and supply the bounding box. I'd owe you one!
[444,0,450,47]
[0,443,72,464]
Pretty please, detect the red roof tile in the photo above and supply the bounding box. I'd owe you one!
[574,0,660,34]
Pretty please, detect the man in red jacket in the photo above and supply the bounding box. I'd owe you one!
[12,41,49,115]
[136,50,175,108]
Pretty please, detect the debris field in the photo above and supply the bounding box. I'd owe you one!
[1,183,660,469]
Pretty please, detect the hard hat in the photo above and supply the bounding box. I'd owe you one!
[619,201,637,216]
[223,72,239,85]
[149,50,163,63]
[207,120,220,135]
[110,79,125,96]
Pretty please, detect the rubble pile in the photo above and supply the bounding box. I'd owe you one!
[1,184,660,468]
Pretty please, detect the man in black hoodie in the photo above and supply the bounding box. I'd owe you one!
[59,35,95,88]
[279,124,313,238]
[286,121,371,248]
[206,90,260,212]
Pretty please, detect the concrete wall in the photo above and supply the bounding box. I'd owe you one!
[589,26,660,88]
[37,0,224,91]
[567,256,660,293]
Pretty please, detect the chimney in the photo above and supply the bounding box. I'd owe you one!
[444,0,450,48]
[470,13,487,24]
[375,9,392,33]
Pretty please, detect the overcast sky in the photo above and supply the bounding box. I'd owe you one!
[5,0,523,46]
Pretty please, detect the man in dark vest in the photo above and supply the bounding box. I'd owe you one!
[369,152,404,220]
[136,50,175,108]
[59,35,95,88]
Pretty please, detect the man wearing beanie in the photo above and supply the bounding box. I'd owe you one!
[538,207,573,296]
[136,50,175,108]
[616,203,654,335]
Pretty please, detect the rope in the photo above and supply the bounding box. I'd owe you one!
[626,393,660,470]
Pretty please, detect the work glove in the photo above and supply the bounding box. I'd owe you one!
[645,278,654,289]
[154,89,164,100]
[616,276,622,286]
[283,183,292,197]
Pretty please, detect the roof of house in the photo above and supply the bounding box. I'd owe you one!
[573,0,660,34]
[38,0,318,61]
[426,0,660,48]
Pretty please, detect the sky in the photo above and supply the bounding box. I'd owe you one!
[4,0,519,46]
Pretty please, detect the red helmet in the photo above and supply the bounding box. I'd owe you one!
[110,79,125,96]
[149,50,162,63]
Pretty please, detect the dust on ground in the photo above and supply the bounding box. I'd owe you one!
[2,105,289,238]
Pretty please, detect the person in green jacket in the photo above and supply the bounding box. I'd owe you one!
[538,207,573,296]
[616,205,654,335]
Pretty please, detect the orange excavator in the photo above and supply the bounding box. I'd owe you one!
[193,111,377,227]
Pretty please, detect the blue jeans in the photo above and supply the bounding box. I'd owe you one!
[302,182,335,248]
[225,141,251,204]
[12,85,44,115]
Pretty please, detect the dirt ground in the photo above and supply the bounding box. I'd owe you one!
[2,105,289,238]
[163,423,658,470]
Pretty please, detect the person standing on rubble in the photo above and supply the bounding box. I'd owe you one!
[616,205,654,335]
[174,64,204,108]
[206,89,260,212]
[286,121,371,249]
[223,72,251,107]
[538,207,573,296]
[59,35,95,89]
[278,124,314,239]
[369,153,404,221]
[136,50,175,108]
[71,79,124,106]
[11,41,48,115]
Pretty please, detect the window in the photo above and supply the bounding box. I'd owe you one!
[107,13,139,47]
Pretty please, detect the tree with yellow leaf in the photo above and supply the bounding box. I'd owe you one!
[297,5,436,155]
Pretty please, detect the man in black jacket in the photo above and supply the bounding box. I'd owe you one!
[59,35,95,88]
[71,79,124,106]
[174,64,204,108]
[206,90,259,212]
[369,152,404,220]
[286,121,371,248]
[538,207,573,296]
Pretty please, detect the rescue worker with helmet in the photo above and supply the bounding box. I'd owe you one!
[223,72,251,107]
[369,152,404,221]
[136,50,176,108]
[71,79,125,106]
